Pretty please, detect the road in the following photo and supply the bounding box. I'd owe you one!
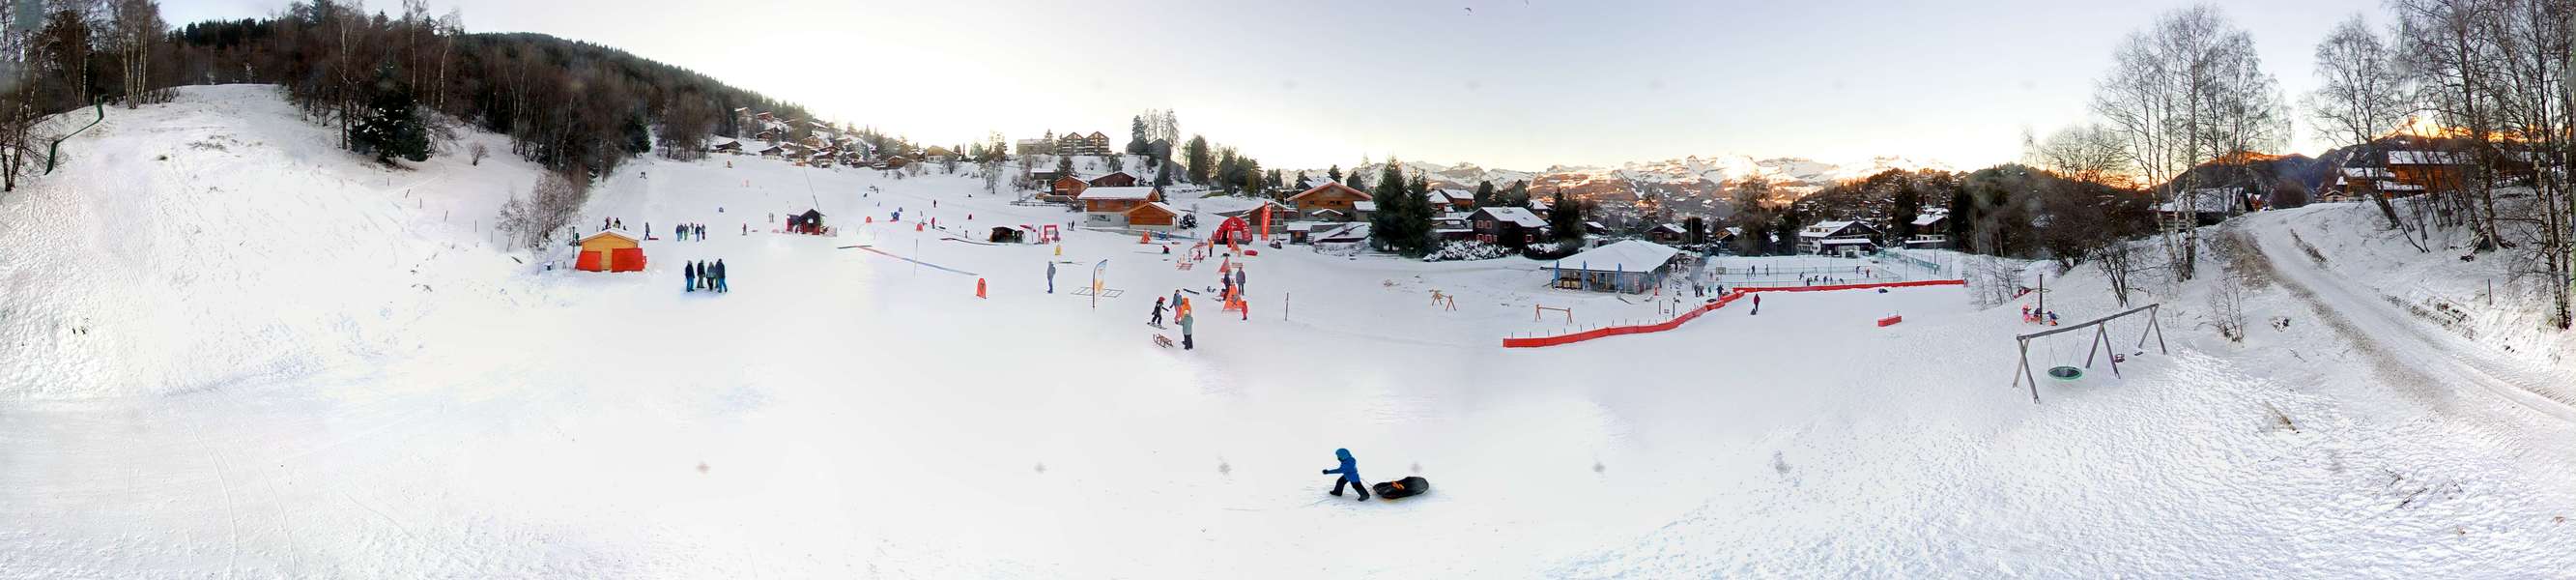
[2242,225,2576,422]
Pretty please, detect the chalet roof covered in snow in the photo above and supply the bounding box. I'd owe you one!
[1287,181,1372,202]
[1799,220,1876,239]
[1912,214,1946,226]
[1554,240,1680,273]
[2340,166,2395,179]
[1310,222,1370,242]
[1352,201,1378,213]
[1427,188,1474,203]
[581,229,640,244]
[1076,186,1159,201]
[1474,207,1546,228]
[2387,151,2467,165]
[1651,223,1685,234]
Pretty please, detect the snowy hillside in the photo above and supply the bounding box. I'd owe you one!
[1,87,2570,578]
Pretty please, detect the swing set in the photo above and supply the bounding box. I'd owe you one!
[2010,303,2169,404]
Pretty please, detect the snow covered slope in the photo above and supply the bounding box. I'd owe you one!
[0,85,535,400]
[1,87,2569,578]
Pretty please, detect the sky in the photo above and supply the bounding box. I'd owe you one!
[167,0,2379,171]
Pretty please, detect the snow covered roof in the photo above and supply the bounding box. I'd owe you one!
[1352,201,1378,213]
[2340,166,2394,179]
[1799,220,1875,239]
[1527,199,1551,211]
[1651,223,1685,234]
[2387,151,2467,165]
[1078,186,1159,201]
[1821,239,1875,246]
[1126,201,1179,218]
[2378,182,2427,191]
[1427,188,1474,202]
[1911,214,1945,226]
[1288,182,1372,203]
[581,229,639,244]
[1554,240,1680,273]
[1474,207,1546,228]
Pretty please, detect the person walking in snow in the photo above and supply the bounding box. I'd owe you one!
[715,260,730,293]
[1046,261,1058,294]
[1150,296,1166,327]
[1176,298,1196,350]
[1320,449,1368,501]
[1751,293,1761,315]
[1233,267,1246,297]
[684,261,698,292]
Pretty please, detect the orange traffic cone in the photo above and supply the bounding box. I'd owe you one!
[976,277,987,299]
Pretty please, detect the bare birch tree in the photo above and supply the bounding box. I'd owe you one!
[2305,14,2417,234]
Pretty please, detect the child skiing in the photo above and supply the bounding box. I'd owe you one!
[1320,449,1367,501]
[1150,297,1166,327]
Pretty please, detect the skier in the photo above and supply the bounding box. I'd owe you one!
[684,261,698,292]
[1177,298,1196,350]
[1046,261,1058,294]
[1150,296,1166,327]
[1320,449,1368,501]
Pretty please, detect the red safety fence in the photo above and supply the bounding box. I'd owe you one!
[1501,279,1963,348]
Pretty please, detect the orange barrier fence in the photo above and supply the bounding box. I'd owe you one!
[1501,279,1963,348]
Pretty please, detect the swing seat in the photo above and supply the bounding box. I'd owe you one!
[2046,366,2084,380]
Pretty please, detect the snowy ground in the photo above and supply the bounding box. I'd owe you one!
[2,86,2572,577]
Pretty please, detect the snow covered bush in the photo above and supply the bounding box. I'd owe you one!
[1521,242,1578,261]
[1422,241,1510,262]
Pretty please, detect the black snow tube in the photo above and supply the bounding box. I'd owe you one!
[1371,477,1429,500]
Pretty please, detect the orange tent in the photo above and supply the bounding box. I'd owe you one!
[576,229,645,273]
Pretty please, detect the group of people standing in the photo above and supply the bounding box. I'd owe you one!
[1153,291,1196,350]
[685,259,730,293]
[671,222,711,241]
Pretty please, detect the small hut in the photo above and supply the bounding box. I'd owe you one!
[575,229,645,273]
[788,209,827,235]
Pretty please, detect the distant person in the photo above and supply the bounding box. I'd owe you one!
[1234,267,1247,297]
[714,260,729,293]
[1046,261,1057,294]
[1751,293,1761,315]
[684,261,698,292]
[1320,449,1368,501]
[1177,298,1196,350]
[1150,296,1166,327]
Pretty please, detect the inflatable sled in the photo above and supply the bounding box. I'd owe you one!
[1370,477,1430,500]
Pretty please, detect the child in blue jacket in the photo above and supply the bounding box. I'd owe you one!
[1321,449,1368,501]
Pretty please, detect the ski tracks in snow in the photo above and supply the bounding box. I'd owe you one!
[2242,226,2576,422]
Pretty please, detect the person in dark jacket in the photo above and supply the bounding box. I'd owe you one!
[684,261,698,292]
[715,260,730,293]
[1321,449,1367,501]
[1150,296,1165,327]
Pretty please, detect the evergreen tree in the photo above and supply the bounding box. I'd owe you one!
[1327,164,1342,183]
[1684,217,1706,245]
[1183,135,1211,184]
[349,66,431,163]
[1154,162,1175,187]
[1945,188,1975,247]
[1505,180,1531,207]
[1366,160,1435,256]
[1890,184,1923,241]
[1055,155,1074,177]
[1474,180,1497,208]
[1775,203,1807,255]
[623,111,652,155]
[1549,191,1585,243]
[1127,116,1149,155]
